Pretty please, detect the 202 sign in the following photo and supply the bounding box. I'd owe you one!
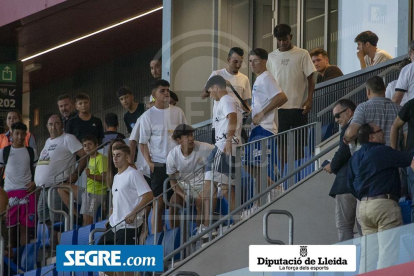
[0,99,16,108]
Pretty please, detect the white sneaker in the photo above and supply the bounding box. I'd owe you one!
[197,224,218,239]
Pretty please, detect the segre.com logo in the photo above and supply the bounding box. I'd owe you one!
[56,245,163,272]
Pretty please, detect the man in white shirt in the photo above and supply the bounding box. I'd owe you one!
[393,43,414,105]
[139,79,187,233]
[267,24,316,133]
[354,31,392,69]
[246,48,287,190]
[166,124,214,229]
[203,75,242,227]
[201,47,251,142]
[35,115,87,223]
[0,122,38,248]
[98,144,153,246]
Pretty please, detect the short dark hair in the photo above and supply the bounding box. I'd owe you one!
[410,40,414,52]
[170,91,179,102]
[105,113,119,128]
[249,48,268,60]
[117,87,133,98]
[334,99,356,112]
[228,47,244,58]
[365,76,385,94]
[354,31,379,46]
[205,75,226,91]
[151,56,162,62]
[57,94,72,102]
[11,122,27,132]
[74,93,90,103]
[357,123,374,144]
[113,144,130,155]
[151,79,170,92]
[399,58,411,70]
[82,134,98,145]
[309,48,329,58]
[274,24,291,38]
[172,124,194,140]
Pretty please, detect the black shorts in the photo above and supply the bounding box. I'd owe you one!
[98,224,141,245]
[150,163,173,200]
[278,109,308,133]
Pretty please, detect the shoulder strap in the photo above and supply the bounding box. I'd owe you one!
[3,145,11,165]
[228,83,251,112]
[2,145,11,180]
[26,147,35,180]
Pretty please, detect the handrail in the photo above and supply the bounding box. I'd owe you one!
[48,185,73,231]
[263,210,294,245]
[172,272,200,276]
[317,65,401,118]
[164,140,339,261]
[240,122,318,147]
[314,55,406,90]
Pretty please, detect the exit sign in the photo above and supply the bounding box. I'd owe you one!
[0,64,16,83]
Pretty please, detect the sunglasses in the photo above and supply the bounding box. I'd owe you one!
[334,108,348,119]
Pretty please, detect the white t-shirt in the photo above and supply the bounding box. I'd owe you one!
[139,105,187,163]
[267,46,316,109]
[208,69,251,129]
[215,94,242,154]
[386,80,408,106]
[395,63,414,102]
[166,141,214,187]
[129,117,150,177]
[251,71,282,134]
[109,166,152,229]
[364,48,392,67]
[35,133,82,187]
[0,147,38,191]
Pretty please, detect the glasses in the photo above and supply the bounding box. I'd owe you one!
[334,108,348,119]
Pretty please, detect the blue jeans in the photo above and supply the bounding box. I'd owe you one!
[407,167,414,222]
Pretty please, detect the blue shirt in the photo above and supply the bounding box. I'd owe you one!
[347,142,413,200]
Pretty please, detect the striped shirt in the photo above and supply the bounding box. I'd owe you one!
[351,97,400,146]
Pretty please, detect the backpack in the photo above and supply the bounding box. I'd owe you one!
[2,145,36,181]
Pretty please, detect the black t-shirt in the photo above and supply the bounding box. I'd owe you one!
[316,65,343,84]
[399,99,414,151]
[124,103,145,133]
[65,115,104,144]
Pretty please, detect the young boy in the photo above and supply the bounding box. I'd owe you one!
[66,93,104,144]
[98,144,153,245]
[58,134,107,226]
[166,124,214,228]
[203,75,242,227]
[117,86,145,134]
[247,48,288,194]
[0,122,37,248]
[139,79,187,233]
[103,112,126,144]
[80,134,108,225]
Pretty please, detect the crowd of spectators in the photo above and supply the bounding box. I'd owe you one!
[1,23,412,272]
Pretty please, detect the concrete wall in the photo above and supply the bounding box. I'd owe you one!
[169,0,252,124]
[165,169,338,276]
[0,0,66,27]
